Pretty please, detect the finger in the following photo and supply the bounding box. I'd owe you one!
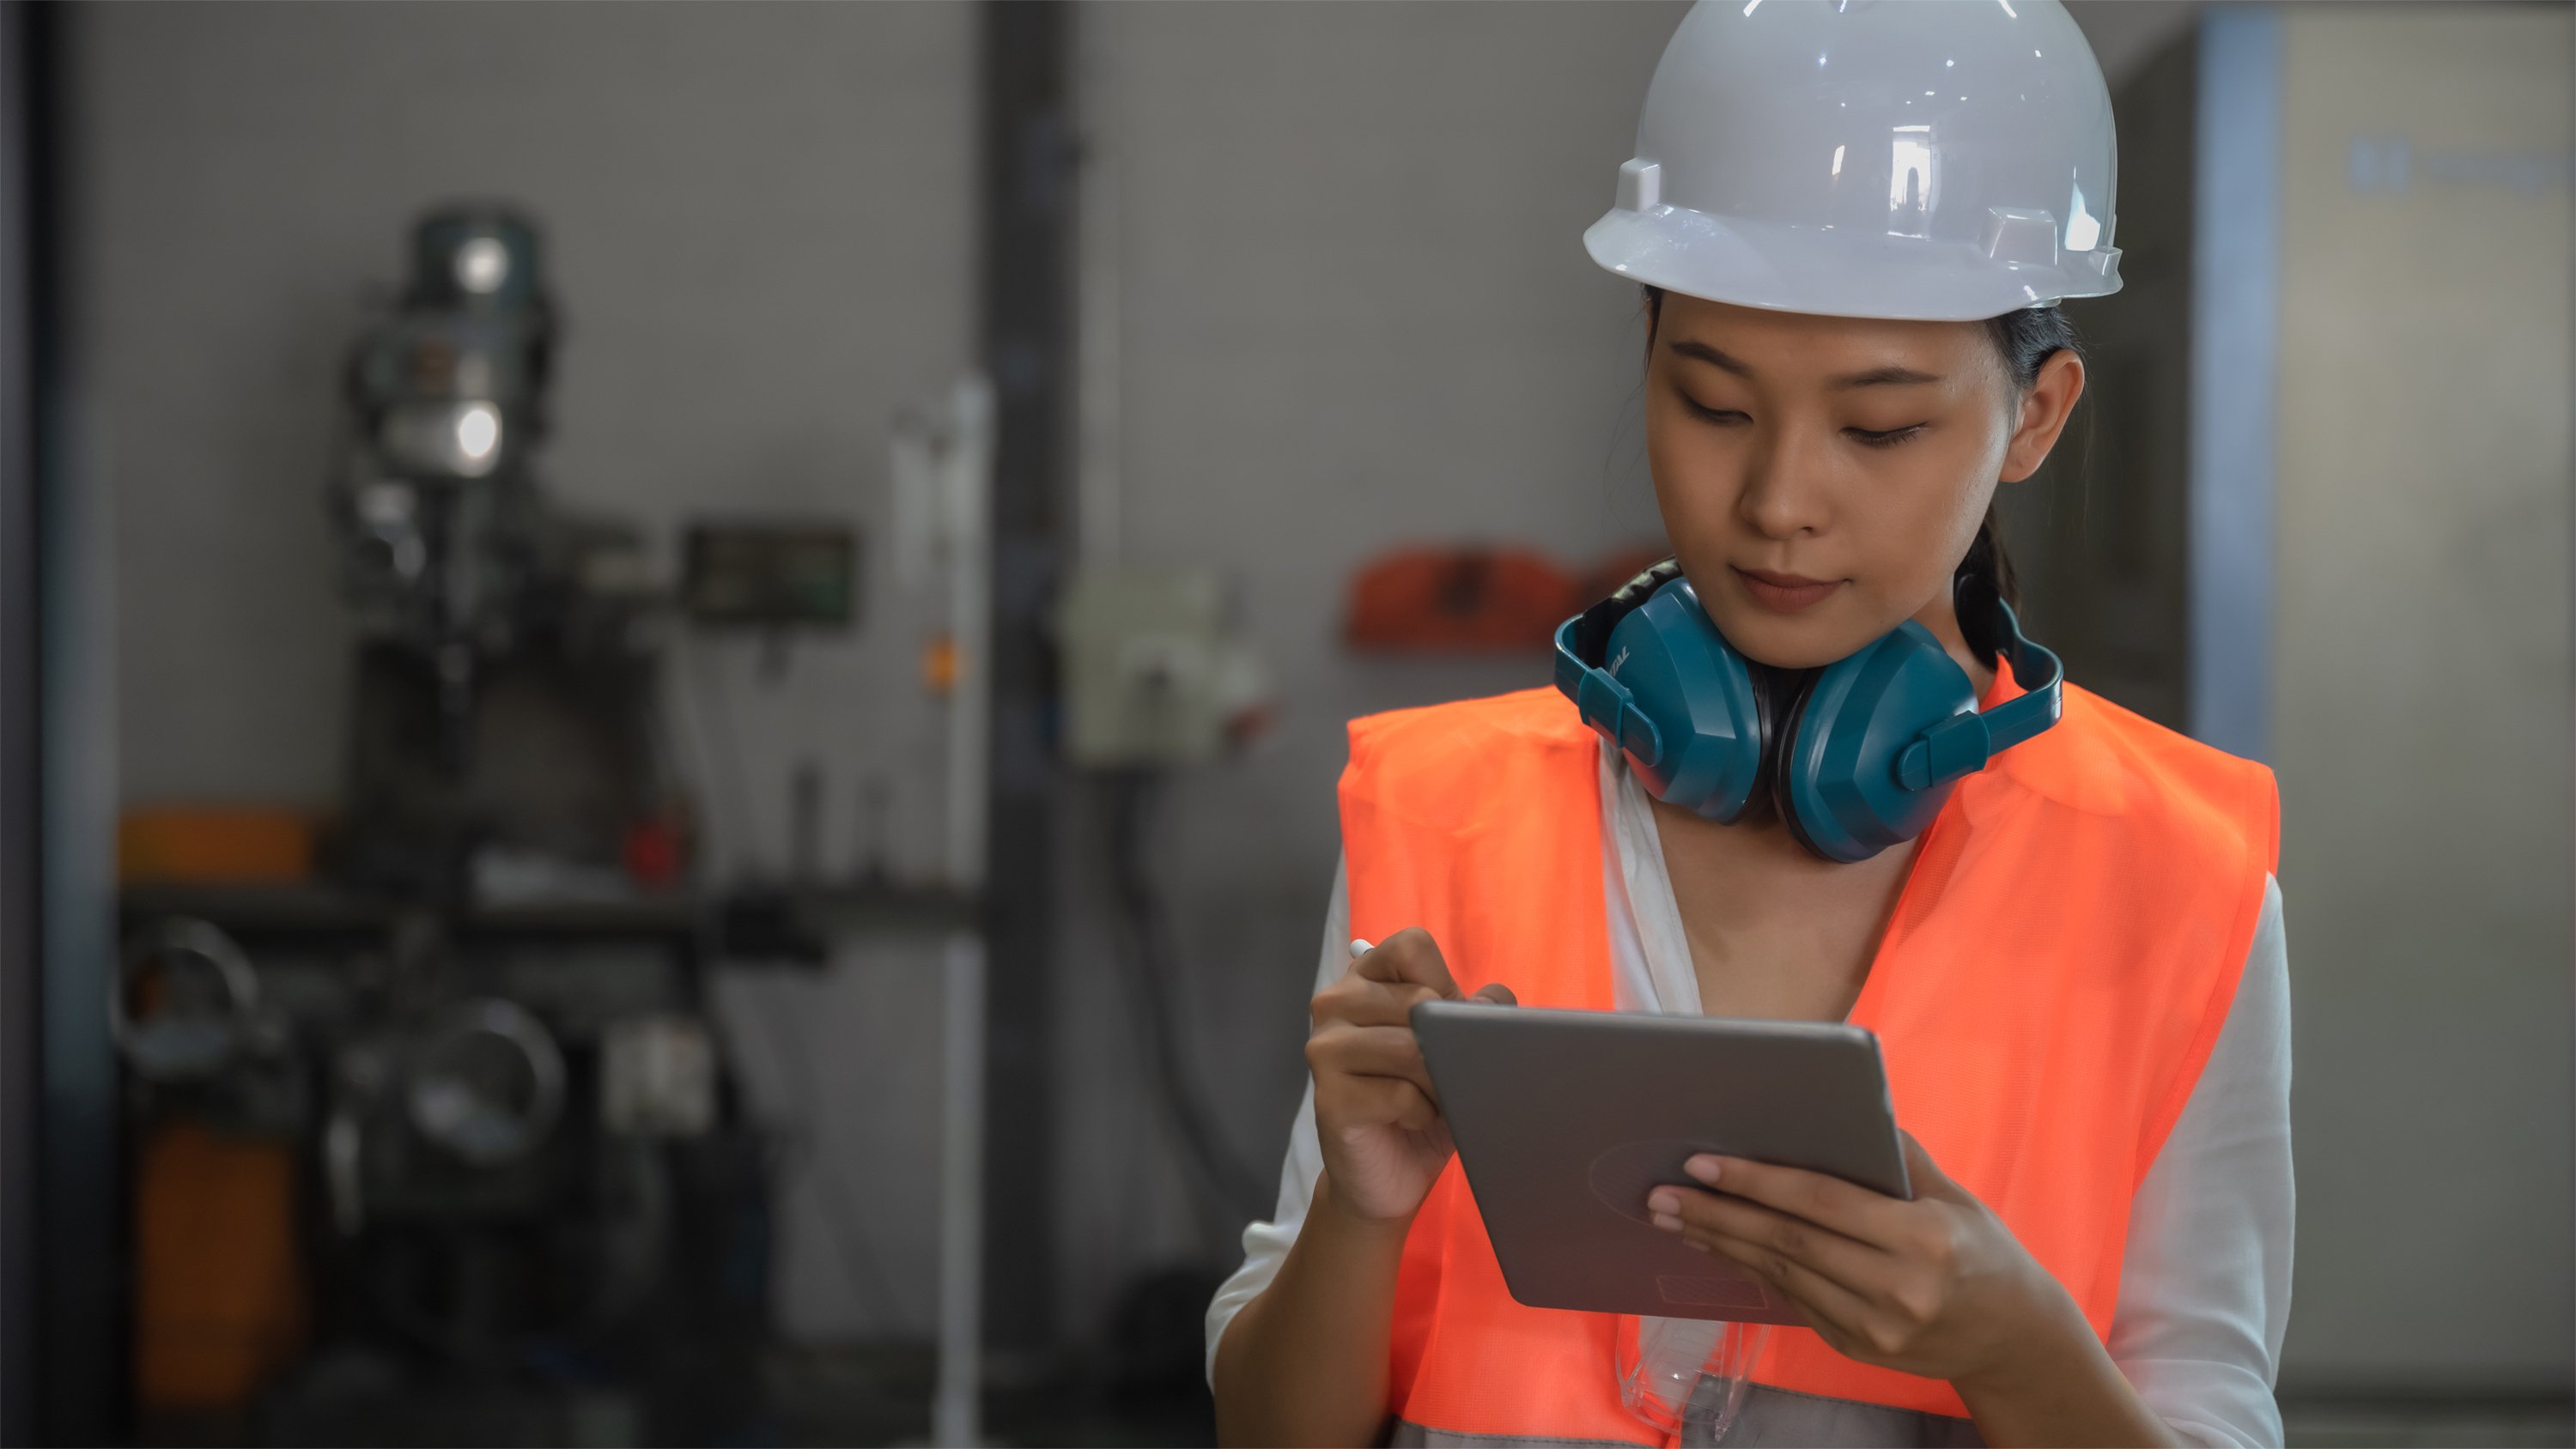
[1897,1131,1959,1204]
[1471,982,1517,1006]
[1315,978,1443,1029]
[1697,1228,1882,1351]
[1682,1153,1913,1248]
[1337,1075,1441,1133]
[1352,927,1462,998]
[1649,1184,1888,1301]
[1309,1025,1439,1102]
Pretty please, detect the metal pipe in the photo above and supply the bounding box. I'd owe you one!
[933,931,988,1447]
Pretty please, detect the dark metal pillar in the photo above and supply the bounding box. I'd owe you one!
[976,0,1073,1363]
[0,4,41,1439]
[4,4,118,1440]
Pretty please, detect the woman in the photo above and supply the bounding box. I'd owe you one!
[1208,3,2290,1446]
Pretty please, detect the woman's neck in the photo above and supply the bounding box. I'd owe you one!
[1911,591,2002,700]
[1646,587,1993,1020]
[1649,793,1921,1023]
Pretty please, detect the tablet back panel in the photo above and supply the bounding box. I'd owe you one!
[1412,1000,1909,1324]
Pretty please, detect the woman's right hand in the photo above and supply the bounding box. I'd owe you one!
[1304,927,1516,1224]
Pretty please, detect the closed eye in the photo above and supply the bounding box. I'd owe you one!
[1847,423,1928,448]
[1680,396,1747,426]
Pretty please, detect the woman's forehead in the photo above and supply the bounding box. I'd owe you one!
[1656,294,1990,385]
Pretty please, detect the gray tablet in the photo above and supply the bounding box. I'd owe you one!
[1411,999,1911,1325]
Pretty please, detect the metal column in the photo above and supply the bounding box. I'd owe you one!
[975,0,1074,1373]
[0,5,43,1440]
[3,3,118,1440]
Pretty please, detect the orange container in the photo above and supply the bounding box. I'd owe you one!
[118,809,319,886]
[132,1119,306,1411]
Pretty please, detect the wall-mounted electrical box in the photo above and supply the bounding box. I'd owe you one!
[1056,567,1267,768]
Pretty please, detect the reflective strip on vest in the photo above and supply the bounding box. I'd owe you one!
[1339,680,2275,1437]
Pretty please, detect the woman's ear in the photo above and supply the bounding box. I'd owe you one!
[1998,349,2085,483]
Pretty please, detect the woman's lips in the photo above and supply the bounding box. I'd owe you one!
[1731,566,1844,614]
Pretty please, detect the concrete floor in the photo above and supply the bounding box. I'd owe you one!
[2279,1391,2573,1449]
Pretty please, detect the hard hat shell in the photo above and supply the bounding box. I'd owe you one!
[1586,0,2122,321]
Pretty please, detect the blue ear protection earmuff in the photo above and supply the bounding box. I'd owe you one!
[1552,559,2063,863]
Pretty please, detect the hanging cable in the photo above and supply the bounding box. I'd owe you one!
[1100,769,1274,1243]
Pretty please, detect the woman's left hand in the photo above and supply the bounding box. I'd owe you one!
[1644,1132,2087,1391]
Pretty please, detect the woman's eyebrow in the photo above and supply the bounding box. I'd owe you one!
[1665,339,1942,390]
[1665,338,1753,376]
[1828,363,1945,389]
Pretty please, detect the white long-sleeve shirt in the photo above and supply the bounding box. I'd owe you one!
[1207,737,2294,1446]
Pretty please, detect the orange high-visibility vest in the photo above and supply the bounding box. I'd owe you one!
[1338,675,2277,1440]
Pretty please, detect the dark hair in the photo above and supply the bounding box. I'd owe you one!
[1637,287,2082,612]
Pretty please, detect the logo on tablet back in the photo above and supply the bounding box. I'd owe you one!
[1656,1275,1771,1310]
[1586,1137,1722,1226]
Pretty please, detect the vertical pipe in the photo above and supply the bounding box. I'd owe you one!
[945,375,994,892]
[934,372,993,1446]
[933,931,987,1447]
[2187,8,2282,760]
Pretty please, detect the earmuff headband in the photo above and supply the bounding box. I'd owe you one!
[1891,594,2062,790]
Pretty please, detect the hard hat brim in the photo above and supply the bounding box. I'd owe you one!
[1584,204,2123,323]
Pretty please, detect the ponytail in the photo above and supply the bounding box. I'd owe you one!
[1959,509,2019,609]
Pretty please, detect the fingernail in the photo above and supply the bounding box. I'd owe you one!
[1650,1211,1683,1233]
[1646,1188,1680,1216]
[1349,938,1373,959]
[1685,1238,1710,1253]
[1684,1155,1722,1185]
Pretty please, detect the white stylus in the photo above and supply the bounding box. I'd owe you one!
[1349,938,1373,959]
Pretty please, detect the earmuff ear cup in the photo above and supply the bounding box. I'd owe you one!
[1598,580,1768,822]
[1777,621,1980,862]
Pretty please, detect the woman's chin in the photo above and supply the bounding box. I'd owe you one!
[1710,609,1880,670]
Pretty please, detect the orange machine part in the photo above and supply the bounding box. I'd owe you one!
[118,809,318,886]
[1571,543,1676,608]
[1343,547,1577,652]
[133,1120,307,1412]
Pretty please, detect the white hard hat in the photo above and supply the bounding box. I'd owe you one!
[1585,0,2123,321]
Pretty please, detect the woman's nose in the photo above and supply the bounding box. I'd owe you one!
[1735,427,1834,540]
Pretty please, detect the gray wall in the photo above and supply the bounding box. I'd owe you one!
[2269,3,2573,1390]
